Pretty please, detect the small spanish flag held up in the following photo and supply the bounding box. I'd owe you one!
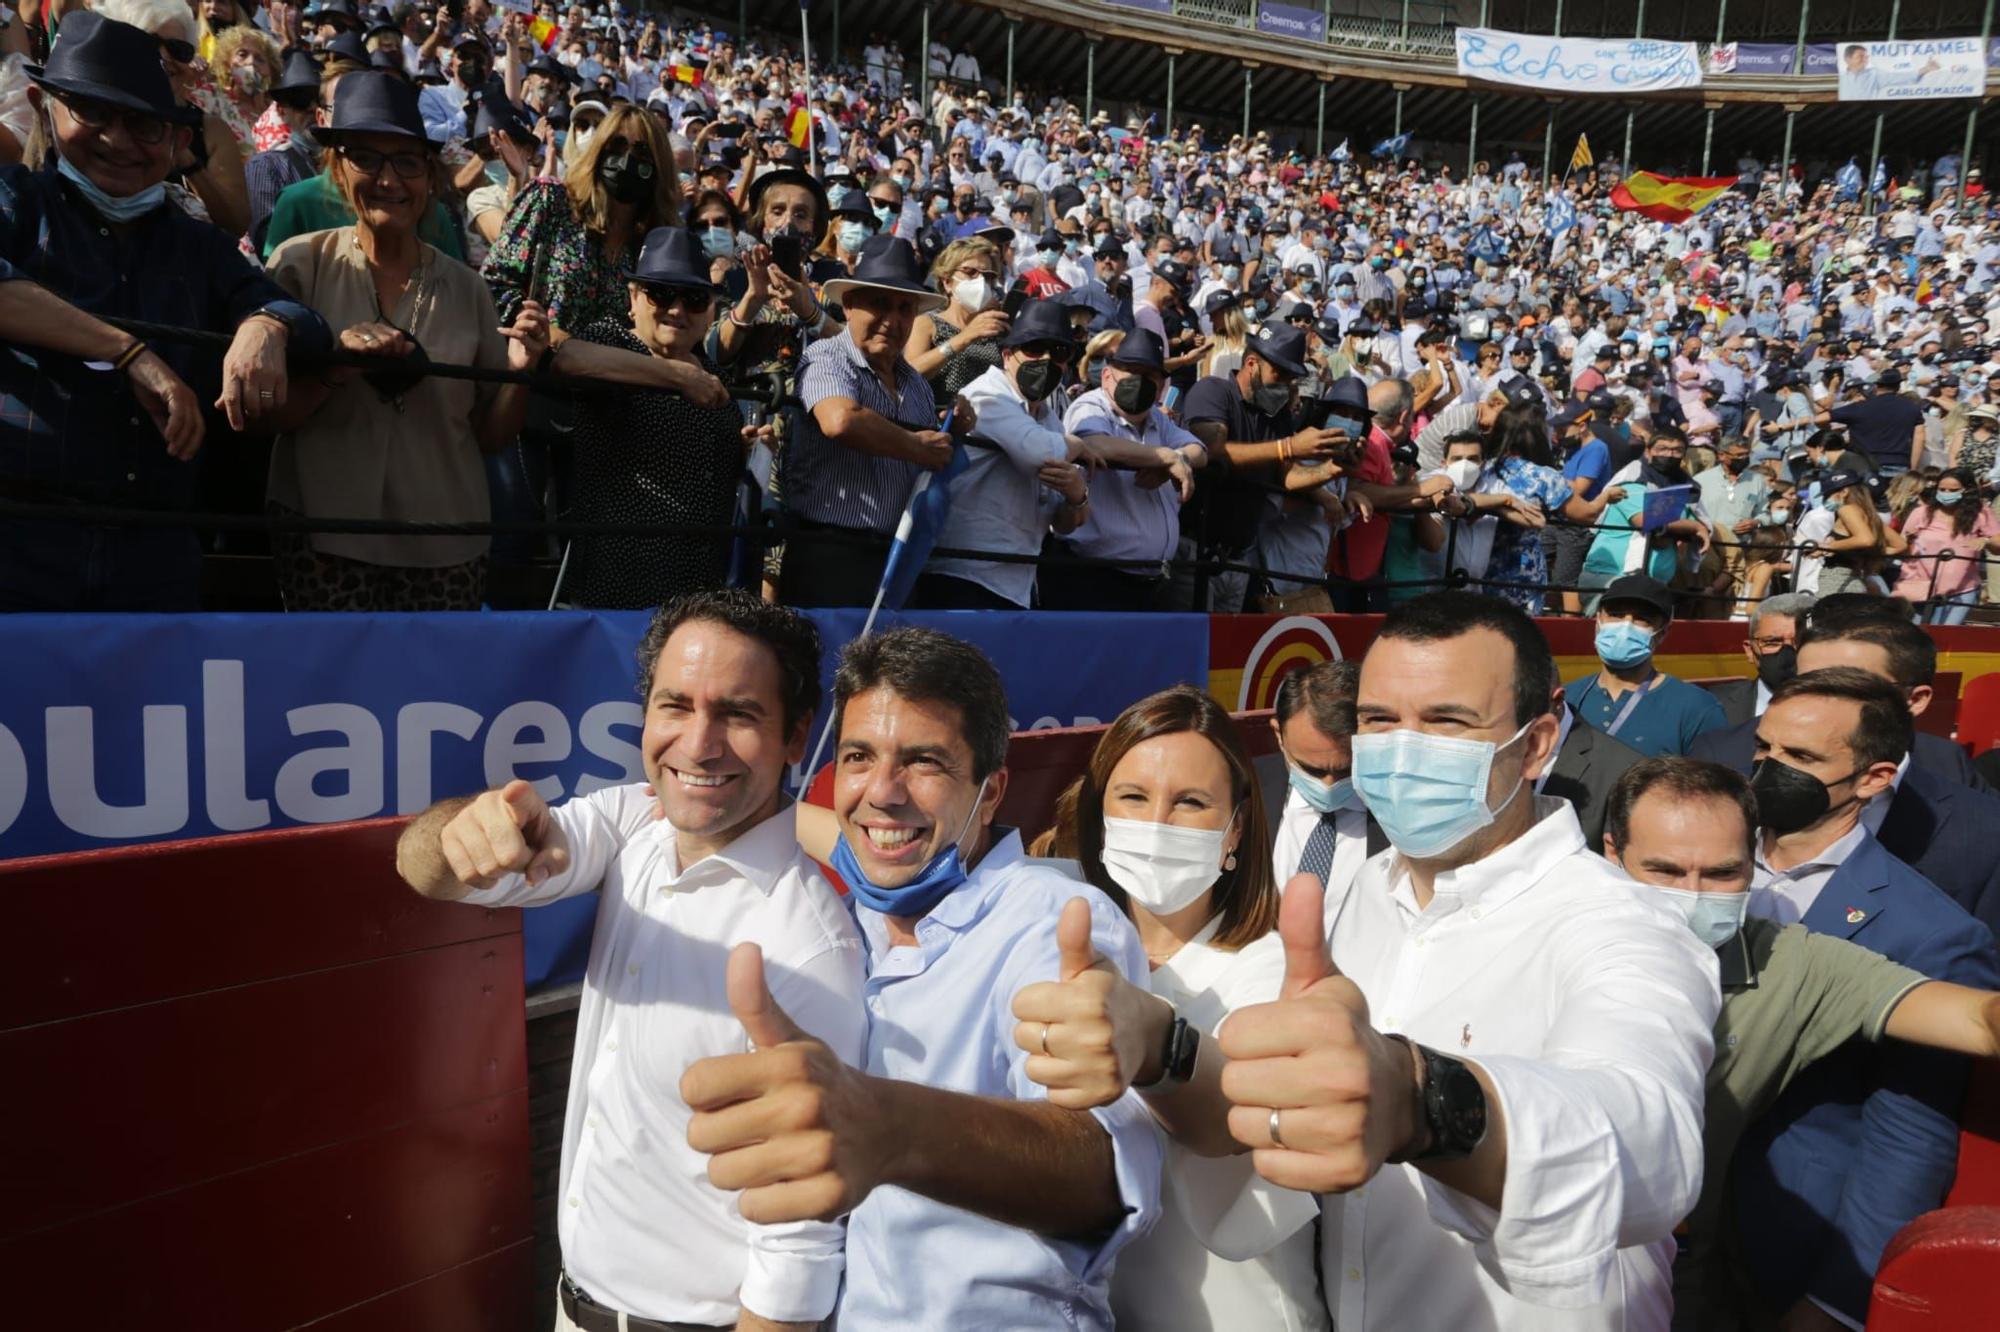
[528,16,559,49]
[669,62,703,86]
[1610,171,1740,224]
[787,106,811,149]
[1568,134,1592,173]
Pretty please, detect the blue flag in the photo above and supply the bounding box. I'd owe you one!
[1547,190,1576,237]
[1468,224,1505,264]
[1331,138,1350,163]
[1870,157,1888,195]
[876,445,968,612]
[1836,158,1863,202]
[1371,132,1411,159]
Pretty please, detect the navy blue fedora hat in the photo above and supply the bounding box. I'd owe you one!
[821,235,947,313]
[317,69,439,146]
[29,11,196,124]
[626,227,722,290]
[1000,298,1076,349]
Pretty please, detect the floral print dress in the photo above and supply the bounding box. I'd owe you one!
[480,178,636,331]
[1485,454,1574,614]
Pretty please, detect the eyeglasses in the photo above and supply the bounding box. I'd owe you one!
[1750,635,1795,653]
[641,284,715,313]
[50,92,170,146]
[689,217,733,232]
[339,145,430,179]
[1019,341,1074,362]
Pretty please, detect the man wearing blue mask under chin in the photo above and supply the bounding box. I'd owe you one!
[1270,660,1382,909]
[1217,591,1720,1332]
[1566,572,1728,759]
[679,627,1164,1331]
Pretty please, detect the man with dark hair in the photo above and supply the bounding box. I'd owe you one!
[678,627,1164,1328]
[1602,755,2000,1331]
[393,589,868,1332]
[1215,589,1719,1329]
[1732,666,2000,1330]
[1270,659,1379,896]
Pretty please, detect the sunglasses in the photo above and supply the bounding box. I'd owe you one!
[160,35,197,63]
[338,145,430,180]
[689,217,733,232]
[641,284,715,313]
[50,92,171,146]
[1018,341,1074,362]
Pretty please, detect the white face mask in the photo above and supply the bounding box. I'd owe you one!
[953,275,994,312]
[1444,458,1483,492]
[1099,814,1235,915]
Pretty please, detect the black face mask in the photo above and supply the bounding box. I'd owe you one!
[1113,373,1160,414]
[1751,756,1861,835]
[598,154,655,204]
[1754,644,1798,692]
[1643,456,1688,486]
[1015,357,1062,403]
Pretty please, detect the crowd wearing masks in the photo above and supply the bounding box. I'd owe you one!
[13,0,2000,616]
[394,583,2000,1332]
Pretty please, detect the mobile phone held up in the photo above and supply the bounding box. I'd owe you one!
[770,233,806,280]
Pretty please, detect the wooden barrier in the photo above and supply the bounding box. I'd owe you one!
[0,819,532,1331]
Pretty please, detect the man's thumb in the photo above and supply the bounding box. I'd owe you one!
[1057,897,1100,980]
[1279,872,1335,1000]
[727,943,805,1049]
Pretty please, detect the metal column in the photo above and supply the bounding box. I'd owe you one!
[1468,0,1487,176]
[1316,77,1327,158]
[1004,20,1016,105]
[1242,64,1254,141]
[1395,90,1404,137]
[1544,0,1564,187]
[1963,0,1997,197]
[1399,0,1410,48]
[830,0,839,75]
[1777,0,1811,191]
[1166,51,1176,136]
[919,4,930,110]
[1867,0,1903,214]
[1623,0,1646,169]
[1699,0,1727,174]
[1084,39,1096,124]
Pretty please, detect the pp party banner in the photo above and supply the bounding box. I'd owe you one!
[0,611,1208,988]
[1712,43,1838,76]
[1454,27,1703,95]
[1611,170,1738,223]
[1837,38,1986,101]
[1103,0,1173,12]
[1256,0,1325,43]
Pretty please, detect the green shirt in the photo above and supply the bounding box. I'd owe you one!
[261,172,466,264]
[1673,918,1925,1331]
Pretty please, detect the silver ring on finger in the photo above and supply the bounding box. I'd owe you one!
[1269,1107,1287,1150]
[258,389,274,400]
[1040,1022,1052,1056]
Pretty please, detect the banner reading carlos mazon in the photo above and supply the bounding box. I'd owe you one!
[1838,38,1985,101]
[1455,27,1702,95]
[0,611,1208,986]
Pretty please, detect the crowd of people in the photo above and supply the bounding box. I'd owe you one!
[9,0,2000,617]
[395,581,2000,1332]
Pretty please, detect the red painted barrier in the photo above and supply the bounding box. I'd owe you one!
[0,819,532,1331]
[1866,1207,2000,1330]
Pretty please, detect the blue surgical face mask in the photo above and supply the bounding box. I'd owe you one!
[55,152,167,223]
[872,203,895,226]
[1288,761,1362,816]
[700,227,736,260]
[1936,488,1966,506]
[830,775,991,919]
[1351,719,1535,859]
[1656,886,1750,948]
[838,220,870,253]
[1595,619,1657,670]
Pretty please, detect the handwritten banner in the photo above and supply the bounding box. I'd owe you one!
[1838,38,1985,101]
[1255,0,1325,43]
[1455,27,1703,95]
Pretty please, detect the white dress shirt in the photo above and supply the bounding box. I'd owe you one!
[463,789,867,1325]
[930,364,1071,606]
[1113,921,1328,1332]
[1321,798,1720,1330]
[1061,387,1196,568]
[1749,819,1872,926]
[1273,787,1371,927]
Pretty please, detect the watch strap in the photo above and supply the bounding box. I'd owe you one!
[1409,1042,1487,1162]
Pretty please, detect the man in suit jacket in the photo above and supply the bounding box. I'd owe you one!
[1269,662,1380,914]
[1691,619,2000,930]
[1709,592,1816,728]
[1731,669,2000,1327]
[1541,701,1647,846]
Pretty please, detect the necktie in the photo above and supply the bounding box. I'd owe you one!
[1299,812,1340,887]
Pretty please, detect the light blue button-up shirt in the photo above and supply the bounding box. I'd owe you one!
[836,830,1165,1330]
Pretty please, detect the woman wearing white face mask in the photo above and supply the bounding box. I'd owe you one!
[1023,686,1327,1332]
[904,235,1012,399]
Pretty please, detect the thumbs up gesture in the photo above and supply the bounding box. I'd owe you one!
[682,944,887,1225]
[1217,873,1423,1194]
[1010,897,1173,1109]
[439,778,571,889]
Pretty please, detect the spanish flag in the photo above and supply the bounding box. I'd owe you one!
[1610,171,1739,224]
[1568,134,1592,173]
[669,62,703,86]
[528,16,559,50]
[787,106,811,149]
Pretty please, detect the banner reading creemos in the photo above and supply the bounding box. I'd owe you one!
[1454,27,1702,94]
[1255,0,1325,43]
[1837,38,1985,101]
[0,611,1209,987]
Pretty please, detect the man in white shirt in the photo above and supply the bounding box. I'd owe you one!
[1218,590,1720,1330]
[1269,660,1375,913]
[393,591,866,1332]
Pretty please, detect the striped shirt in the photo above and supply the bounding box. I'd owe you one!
[788,329,938,534]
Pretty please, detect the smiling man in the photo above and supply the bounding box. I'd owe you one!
[395,590,866,1332]
[679,626,1164,1330]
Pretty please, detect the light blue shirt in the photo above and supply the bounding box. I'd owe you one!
[837,831,1165,1330]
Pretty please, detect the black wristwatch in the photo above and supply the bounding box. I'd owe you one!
[1400,1038,1487,1162]
[1136,1013,1199,1090]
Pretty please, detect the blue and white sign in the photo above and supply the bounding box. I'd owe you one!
[1837,38,1985,102]
[1255,0,1325,43]
[0,612,1209,988]
[1455,27,1703,95]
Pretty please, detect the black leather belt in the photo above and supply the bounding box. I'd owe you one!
[559,1274,730,1332]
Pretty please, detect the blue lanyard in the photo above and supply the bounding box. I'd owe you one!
[1595,673,1659,738]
